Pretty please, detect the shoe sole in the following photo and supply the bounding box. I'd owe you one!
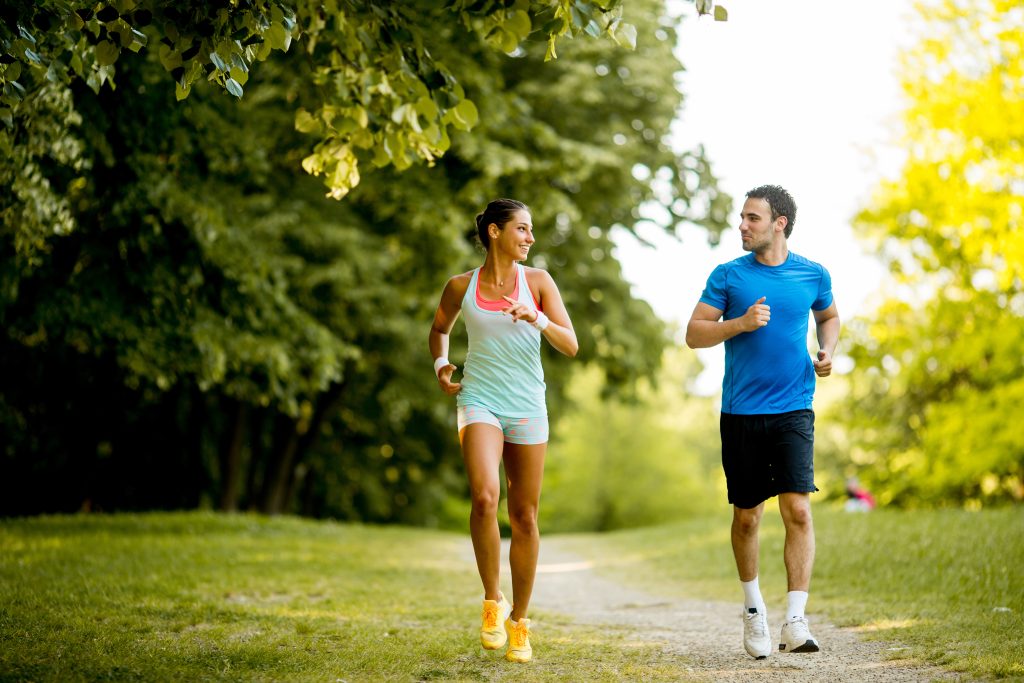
[780,640,819,653]
[481,636,507,650]
[505,652,531,663]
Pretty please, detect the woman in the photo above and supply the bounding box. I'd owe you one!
[429,198,578,663]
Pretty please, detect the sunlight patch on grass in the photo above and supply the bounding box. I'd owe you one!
[851,618,921,632]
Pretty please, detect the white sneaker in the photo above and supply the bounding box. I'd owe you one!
[742,607,771,659]
[779,616,819,653]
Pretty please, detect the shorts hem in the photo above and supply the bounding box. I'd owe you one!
[501,436,548,446]
[728,485,819,509]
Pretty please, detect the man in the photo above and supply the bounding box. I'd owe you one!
[685,185,840,659]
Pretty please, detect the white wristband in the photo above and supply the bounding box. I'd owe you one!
[433,356,451,377]
[531,311,549,331]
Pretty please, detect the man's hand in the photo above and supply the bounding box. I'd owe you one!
[741,296,771,332]
[813,349,833,377]
[437,363,462,395]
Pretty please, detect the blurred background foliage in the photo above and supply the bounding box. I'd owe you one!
[820,0,1024,509]
[540,347,722,533]
[1,0,1021,527]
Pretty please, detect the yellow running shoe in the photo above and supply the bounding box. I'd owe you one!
[480,593,511,650]
[505,617,532,663]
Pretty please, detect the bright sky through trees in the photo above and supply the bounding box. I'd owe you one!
[615,0,915,392]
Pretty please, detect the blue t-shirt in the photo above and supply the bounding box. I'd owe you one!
[699,252,833,415]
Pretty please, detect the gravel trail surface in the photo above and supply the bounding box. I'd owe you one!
[476,538,961,682]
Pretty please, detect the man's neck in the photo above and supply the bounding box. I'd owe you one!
[754,243,789,267]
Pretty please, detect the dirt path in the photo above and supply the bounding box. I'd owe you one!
[480,538,960,682]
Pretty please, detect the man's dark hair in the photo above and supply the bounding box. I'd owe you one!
[746,185,797,238]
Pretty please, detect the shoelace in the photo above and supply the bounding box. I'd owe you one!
[745,612,768,637]
[508,620,529,647]
[786,617,809,636]
[482,603,498,630]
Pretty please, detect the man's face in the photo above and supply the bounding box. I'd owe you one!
[738,197,784,253]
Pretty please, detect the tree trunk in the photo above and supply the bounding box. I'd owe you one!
[218,400,248,512]
[244,407,268,511]
[281,381,346,510]
[259,413,300,515]
[260,379,346,515]
[185,386,208,509]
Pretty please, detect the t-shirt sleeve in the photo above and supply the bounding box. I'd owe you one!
[699,264,729,310]
[812,265,834,311]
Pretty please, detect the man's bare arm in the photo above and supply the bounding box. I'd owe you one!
[812,302,840,377]
[685,298,771,349]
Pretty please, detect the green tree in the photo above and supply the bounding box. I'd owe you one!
[841,0,1024,507]
[0,0,731,519]
[0,0,730,201]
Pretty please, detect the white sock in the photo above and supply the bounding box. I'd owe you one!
[741,577,766,613]
[787,591,809,621]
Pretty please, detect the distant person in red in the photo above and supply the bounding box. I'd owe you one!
[844,477,876,512]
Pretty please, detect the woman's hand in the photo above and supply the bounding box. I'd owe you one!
[437,363,462,395]
[501,296,539,324]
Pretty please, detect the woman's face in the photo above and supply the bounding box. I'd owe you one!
[491,209,535,261]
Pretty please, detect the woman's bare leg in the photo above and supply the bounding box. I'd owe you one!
[460,424,505,599]
[503,441,547,621]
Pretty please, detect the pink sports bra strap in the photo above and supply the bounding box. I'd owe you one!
[475,274,519,312]
[474,267,542,312]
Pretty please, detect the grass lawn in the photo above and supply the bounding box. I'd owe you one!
[0,513,687,682]
[556,505,1024,680]
[2,508,1021,681]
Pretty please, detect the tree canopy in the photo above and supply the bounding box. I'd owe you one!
[839,0,1024,507]
[1,0,725,200]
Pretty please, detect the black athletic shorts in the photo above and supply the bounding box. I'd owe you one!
[720,409,818,509]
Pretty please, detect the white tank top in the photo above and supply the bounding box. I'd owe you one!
[456,264,547,416]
